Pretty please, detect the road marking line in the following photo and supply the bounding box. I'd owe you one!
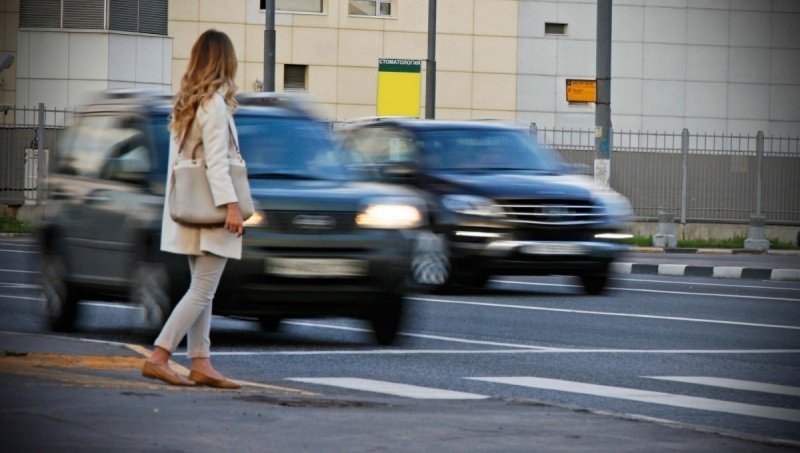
[0,249,37,254]
[645,376,800,397]
[284,320,552,350]
[0,294,44,302]
[494,279,800,302]
[0,268,40,274]
[410,296,800,330]
[467,377,800,423]
[287,377,488,400]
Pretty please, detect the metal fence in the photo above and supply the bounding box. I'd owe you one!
[1,106,798,225]
[0,104,74,206]
[532,125,800,225]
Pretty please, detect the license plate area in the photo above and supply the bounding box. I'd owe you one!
[265,257,368,278]
[520,242,589,255]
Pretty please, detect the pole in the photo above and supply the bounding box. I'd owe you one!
[680,128,688,224]
[594,0,612,185]
[37,103,45,205]
[756,131,764,216]
[263,0,276,92]
[425,0,437,119]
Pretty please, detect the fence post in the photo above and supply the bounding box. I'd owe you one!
[37,103,45,205]
[529,122,538,140]
[680,128,688,224]
[745,131,769,251]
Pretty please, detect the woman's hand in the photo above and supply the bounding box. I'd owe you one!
[224,202,244,237]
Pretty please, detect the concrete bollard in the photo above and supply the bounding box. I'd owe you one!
[652,211,677,248]
[744,214,770,251]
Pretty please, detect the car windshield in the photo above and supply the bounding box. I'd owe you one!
[150,113,349,180]
[236,116,350,180]
[416,128,562,172]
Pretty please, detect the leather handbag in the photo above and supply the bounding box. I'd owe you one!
[168,117,254,226]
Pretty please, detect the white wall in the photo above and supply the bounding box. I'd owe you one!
[517,0,800,136]
[15,30,172,109]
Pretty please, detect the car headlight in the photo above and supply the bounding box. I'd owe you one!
[442,195,504,217]
[243,210,267,227]
[356,200,423,229]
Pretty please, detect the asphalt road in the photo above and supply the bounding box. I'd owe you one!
[1,237,799,450]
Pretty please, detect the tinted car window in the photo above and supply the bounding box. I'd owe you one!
[347,127,416,164]
[56,115,129,177]
[237,116,350,180]
[416,129,561,172]
[150,114,349,181]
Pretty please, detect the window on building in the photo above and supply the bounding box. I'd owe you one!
[20,0,167,35]
[260,0,324,13]
[545,22,567,35]
[284,65,307,91]
[349,0,393,17]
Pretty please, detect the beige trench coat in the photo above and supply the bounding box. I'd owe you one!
[160,93,244,260]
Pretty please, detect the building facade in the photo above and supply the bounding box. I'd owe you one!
[1,0,798,136]
[1,0,172,110]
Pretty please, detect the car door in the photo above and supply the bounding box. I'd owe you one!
[56,113,154,291]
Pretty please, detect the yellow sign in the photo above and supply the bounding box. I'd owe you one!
[566,79,597,103]
[377,59,422,117]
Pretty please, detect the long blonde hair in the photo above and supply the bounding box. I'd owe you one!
[170,29,238,140]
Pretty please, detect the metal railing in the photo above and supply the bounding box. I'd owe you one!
[532,125,800,225]
[0,104,75,206]
[2,107,797,226]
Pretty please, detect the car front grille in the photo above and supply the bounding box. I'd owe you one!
[265,211,356,234]
[496,199,605,226]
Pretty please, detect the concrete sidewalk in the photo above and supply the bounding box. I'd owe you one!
[1,330,797,452]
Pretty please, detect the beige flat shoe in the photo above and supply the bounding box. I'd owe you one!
[189,370,241,389]
[142,361,195,386]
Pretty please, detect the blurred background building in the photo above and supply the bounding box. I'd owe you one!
[1,0,798,135]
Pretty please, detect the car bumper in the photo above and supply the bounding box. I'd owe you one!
[215,230,416,316]
[451,238,625,275]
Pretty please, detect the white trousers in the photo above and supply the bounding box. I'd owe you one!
[154,253,227,358]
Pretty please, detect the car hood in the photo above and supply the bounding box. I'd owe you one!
[248,178,420,211]
[426,170,607,200]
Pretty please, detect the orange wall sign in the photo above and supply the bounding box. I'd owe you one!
[566,79,597,103]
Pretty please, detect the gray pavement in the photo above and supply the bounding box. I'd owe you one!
[1,331,796,452]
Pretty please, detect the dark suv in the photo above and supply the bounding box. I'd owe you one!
[39,92,426,344]
[337,119,632,294]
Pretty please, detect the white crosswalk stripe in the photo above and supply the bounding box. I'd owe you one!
[286,377,488,400]
[466,377,800,423]
[645,376,800,397]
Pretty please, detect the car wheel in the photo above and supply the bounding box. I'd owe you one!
[131,260,174,331]
[580,273,609,295]
[40,252,79,332]
[370,294,404,346]
[411,232,450,287]
[258,316,282,332]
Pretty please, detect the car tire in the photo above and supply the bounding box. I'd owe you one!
[40,252,79,332]
[370,294,404,346]
[411,232,451,288]
[130,259,174,331]
[580,272,609,295]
